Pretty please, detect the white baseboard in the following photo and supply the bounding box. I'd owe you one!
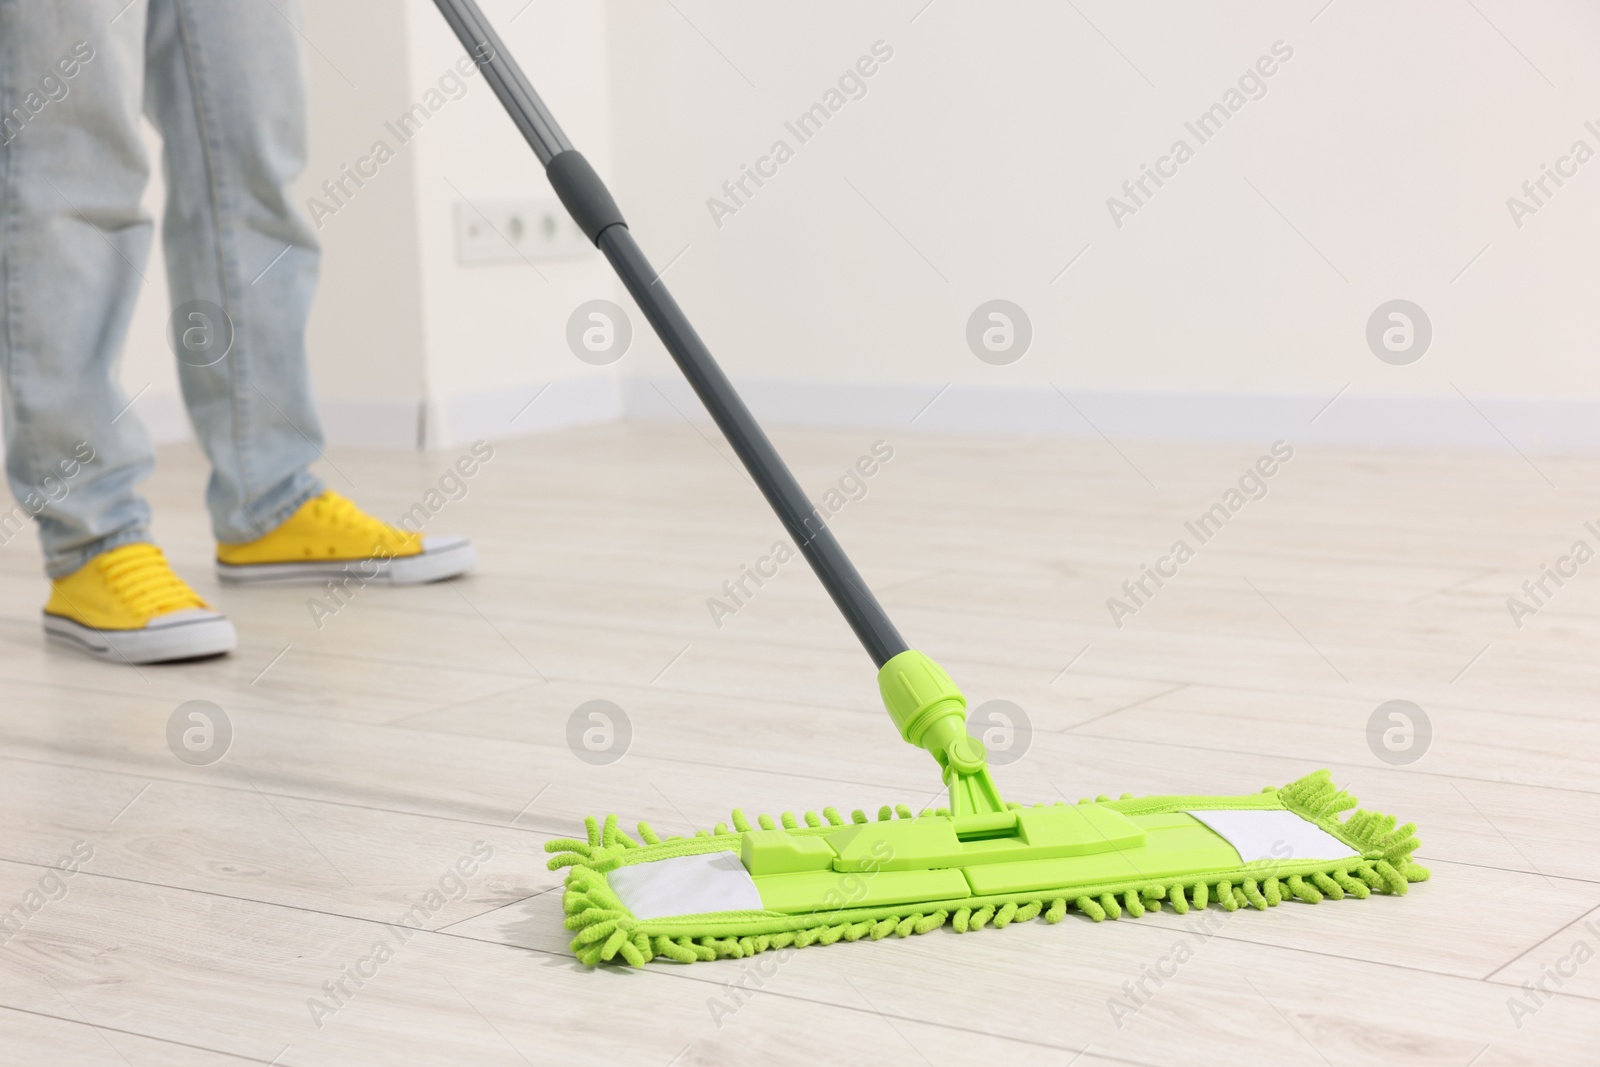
[99,390,420,451]
[625,378,1600,455]
[130,376,623,451]
[319,398,422,450]
[430,374,621,449]
[111,378,1600,455]
[128,391,426,451]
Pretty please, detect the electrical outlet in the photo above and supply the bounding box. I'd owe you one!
[453,198,590,264]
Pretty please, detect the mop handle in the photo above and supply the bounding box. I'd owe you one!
[431,0,910,668]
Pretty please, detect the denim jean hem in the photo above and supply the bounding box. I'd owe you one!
[46,525,153,580]
[220,473,324,546]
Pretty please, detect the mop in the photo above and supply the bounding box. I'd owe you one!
[429,0,1427,966]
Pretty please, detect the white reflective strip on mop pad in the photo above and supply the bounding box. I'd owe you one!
[606,852,765,921]
[1185,809,1360,864]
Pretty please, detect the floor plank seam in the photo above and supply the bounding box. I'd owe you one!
[1065,732,1600,798]
[5,851,1563,1001]
[420,928,1168,1066]
[1058,683,1192,733]
[0,753,566,837]
[0,1003,274,1065]
[1480,902,1600,982]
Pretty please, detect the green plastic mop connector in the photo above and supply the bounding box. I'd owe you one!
[877,650,1007,821]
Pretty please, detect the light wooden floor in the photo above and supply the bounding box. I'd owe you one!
[2,421,1598,1066]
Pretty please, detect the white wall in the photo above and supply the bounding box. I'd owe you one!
[121,0,1600,454]
[397,0,618,447]
[297,0,429,447]
[606,0,1600,450]
[120,121,186,444]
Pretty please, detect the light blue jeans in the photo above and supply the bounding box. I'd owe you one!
[0,0,325,578]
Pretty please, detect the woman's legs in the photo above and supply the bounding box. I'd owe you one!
[0,3,158,577]
[143,0,325,545]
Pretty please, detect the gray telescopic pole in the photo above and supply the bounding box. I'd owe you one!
[429,0,910,668]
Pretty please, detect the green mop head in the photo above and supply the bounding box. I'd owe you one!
[548,771,1426,967]
[547,655,1427,967]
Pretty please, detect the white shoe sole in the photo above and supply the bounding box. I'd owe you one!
[215,535,476,586]
[43,609,237,664]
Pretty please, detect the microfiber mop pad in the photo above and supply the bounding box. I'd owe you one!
[546,769,1427,967]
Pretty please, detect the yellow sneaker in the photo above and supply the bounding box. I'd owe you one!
[215,490,475,585]
[43,543,237,663]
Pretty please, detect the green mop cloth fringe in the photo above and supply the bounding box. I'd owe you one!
[544,770,1428,967]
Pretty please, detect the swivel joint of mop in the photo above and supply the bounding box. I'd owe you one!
[878,650,1008,822]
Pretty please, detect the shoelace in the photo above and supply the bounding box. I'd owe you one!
[311,491,415,549]
[99,545,206,616]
